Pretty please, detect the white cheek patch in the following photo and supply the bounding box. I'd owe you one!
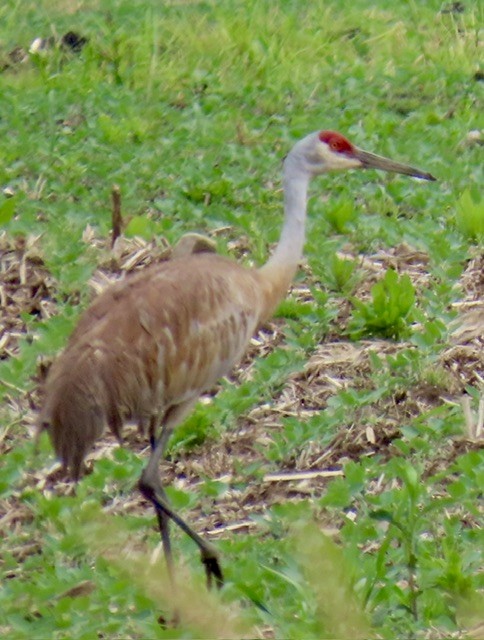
[319,145,361,170]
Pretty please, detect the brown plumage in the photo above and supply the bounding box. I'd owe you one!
[39,130,435,589]
[42,255,287,478]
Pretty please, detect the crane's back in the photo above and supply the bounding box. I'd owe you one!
[40,253,265,479]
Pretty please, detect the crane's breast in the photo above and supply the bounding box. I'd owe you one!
[151,260,261,402]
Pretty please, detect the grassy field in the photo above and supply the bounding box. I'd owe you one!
[0,0,483,638]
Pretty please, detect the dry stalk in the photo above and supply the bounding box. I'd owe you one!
[111,184,122,249]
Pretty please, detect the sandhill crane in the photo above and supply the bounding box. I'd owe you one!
[39,130,435,590]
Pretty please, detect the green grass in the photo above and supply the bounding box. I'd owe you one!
[1,0,483,638]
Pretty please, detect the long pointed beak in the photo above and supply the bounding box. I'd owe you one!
[354,148,436,181]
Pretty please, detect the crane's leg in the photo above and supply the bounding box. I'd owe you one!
[147,415,175,587]
[139,402,223,590]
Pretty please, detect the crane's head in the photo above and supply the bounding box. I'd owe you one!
[288,130,436,181]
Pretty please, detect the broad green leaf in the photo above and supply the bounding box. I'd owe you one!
[456,190,484,242]
[0,198,15,225]
[124,215,156,239]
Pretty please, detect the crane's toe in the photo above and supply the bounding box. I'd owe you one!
[200,545,224,590]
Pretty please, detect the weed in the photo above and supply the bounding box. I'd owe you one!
[323,252,359,294]
[349,268,416,340]
[323,198,358,234]
[455,189,484,243]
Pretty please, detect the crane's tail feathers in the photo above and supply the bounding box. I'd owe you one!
[39,389,106,481]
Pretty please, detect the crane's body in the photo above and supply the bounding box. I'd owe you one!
[39,130,435,590]
[42,253,292,480]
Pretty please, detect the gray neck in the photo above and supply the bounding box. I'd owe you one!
[266,157,310,269]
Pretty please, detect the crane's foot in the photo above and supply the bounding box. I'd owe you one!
[201,546,224,590]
